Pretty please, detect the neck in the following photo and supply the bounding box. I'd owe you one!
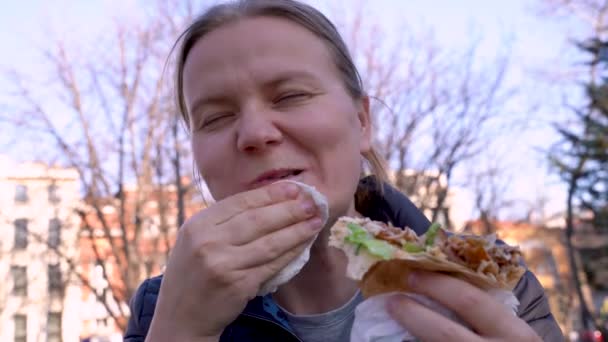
[272,205,360,315]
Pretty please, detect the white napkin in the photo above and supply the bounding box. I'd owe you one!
[257,180,329,296]
[350,290,519,342]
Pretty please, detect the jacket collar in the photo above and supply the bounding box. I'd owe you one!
[241,295,293,331]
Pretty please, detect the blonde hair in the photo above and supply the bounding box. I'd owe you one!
[173,0,388,185]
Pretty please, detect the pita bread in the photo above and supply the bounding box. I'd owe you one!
[329,217,525,298]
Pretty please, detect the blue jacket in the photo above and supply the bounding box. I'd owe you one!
[124,179,564,341]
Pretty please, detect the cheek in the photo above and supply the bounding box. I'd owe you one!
[191,135,209,172]
[191,135,231,196]
[308,102,363,160]
[293,100,363,206]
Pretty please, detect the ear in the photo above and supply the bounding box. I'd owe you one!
[356,96,373,154]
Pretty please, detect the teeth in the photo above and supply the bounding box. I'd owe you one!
[263,170,300,182]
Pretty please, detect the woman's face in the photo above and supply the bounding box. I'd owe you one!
[182,16,372,218]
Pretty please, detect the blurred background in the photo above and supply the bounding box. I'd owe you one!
[0,0,606,341]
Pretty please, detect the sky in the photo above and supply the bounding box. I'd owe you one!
[0,0,591,227]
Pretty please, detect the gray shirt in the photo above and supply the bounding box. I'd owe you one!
[278,291,364,342]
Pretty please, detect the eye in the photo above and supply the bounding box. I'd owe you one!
[199,112,234,129]
[274,92,311,104]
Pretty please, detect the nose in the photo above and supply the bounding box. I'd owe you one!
[236,109,283,153]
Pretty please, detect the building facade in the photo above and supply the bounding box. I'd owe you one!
[0,159,82,342]
[76,179,202,341]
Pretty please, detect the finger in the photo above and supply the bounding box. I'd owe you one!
[250,235,313,285]
[222,191,319,245]
[387,295,482,342]
[234,216,324,270]
[406,271,519,336]
[207,182,301,225]
[229,237,313,301]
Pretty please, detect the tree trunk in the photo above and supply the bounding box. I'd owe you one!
[566,173,607,338]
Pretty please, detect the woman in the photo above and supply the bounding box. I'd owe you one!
[125,0,563,341]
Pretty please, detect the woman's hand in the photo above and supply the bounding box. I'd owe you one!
[146,182,324,342]
[387,271,542,342]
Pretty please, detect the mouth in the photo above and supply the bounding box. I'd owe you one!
[249,168,305,188]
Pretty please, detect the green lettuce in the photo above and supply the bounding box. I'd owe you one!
[424,223,441,246]
[403,242,425,253]
[345,223,395,260]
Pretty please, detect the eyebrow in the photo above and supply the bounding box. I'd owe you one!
[189,70,320,116]
[260,70,319,89]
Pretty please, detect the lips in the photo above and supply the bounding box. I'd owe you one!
[249,168,304,188]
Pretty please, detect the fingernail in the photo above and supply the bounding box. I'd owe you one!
[283,183,300,199]
[301,199,317,216]
[308,218,323,230]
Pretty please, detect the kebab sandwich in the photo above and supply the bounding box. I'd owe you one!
[329,217,526,299]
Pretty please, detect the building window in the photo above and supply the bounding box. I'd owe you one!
[48,183,61,204]
[14,314,26,342]
[11,266,27,296]
[48,264,63,297]
[47,312,62,342]
[48,218,61,248]
[96,316,110,329]
[14,184,28,203]
[13,219,28,250]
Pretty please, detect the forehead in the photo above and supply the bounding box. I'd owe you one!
[182,16,339,98]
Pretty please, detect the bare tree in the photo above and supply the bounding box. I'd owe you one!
[468,158,515,234]
[538,0,608,41]
[337,7,516,229]
[2,1,198,331]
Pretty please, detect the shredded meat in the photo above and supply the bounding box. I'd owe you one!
[375,226,420,247]
[439,235,522,279]
[448,236,490,269]
[357,220,523,281]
